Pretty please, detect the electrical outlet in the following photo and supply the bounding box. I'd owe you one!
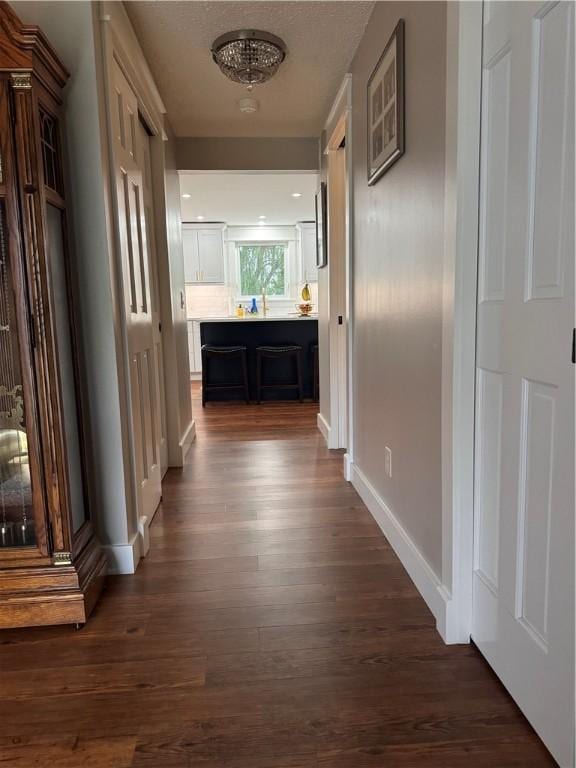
[385,447,392,478]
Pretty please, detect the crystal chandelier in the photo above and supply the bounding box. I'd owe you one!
[211,30,287,87]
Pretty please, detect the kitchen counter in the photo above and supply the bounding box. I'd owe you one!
[189,315,317,323]
[200,317,318,402]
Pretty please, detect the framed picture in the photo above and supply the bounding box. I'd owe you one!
[315,181,328,268]
[367,19,405,185]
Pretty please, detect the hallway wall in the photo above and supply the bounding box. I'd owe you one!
[349,3,447,580]
[176,137,319,171]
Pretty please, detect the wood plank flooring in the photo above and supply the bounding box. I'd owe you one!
[0,383,555,767]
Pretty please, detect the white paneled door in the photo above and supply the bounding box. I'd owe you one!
[111,60,163,529]
[473,2,574,766]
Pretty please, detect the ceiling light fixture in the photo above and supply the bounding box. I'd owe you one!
[258,215,267,220]
[182,193,191,199]
[212,29,287,87]
[196,215,205,221]
[291,192,302,198]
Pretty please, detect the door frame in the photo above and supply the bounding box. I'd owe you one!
[99,7,171,570]
[440,0,484,643]
[322,75,354,460]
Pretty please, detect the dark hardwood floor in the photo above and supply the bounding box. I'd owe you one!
[0,383,555,767]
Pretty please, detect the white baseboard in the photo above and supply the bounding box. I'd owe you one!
[178,418,196,463]
[351,464,451,641]
[103,531,142,575]
[343,452,353,482]
[138,514,150,558]
[317,412,331,445]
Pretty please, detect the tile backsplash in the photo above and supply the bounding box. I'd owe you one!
[186,284,231,319]
[186,281,319,320]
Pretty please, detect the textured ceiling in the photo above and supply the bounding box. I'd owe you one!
[125,1,374,137]
[179,172,317,224]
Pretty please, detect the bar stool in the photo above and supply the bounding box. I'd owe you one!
[201,345,249,407]
[256,345,303,404]
[312,344,319,402]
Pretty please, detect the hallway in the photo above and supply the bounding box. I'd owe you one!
[0,384,554,767]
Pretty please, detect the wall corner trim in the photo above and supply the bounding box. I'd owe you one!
[102,532,142,575]
[351,463,461,644]
[343,453,353,482]
[317,412,331,446]
[176,418,196,465]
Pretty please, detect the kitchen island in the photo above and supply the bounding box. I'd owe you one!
[200,317,318,401]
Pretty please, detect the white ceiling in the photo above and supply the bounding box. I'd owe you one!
[125,1,374,137]
[179,172,318,224]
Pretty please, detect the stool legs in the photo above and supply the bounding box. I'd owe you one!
[201,349,207,408]
[201,345,249,406]
[256,347,303,403]
[256,353,262,405]
[242,351,250,404]
[297,351,304,403]
[313,345,319,402]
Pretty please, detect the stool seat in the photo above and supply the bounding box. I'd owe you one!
[256,345,301,355]
[256,345,303,404]
[201,344,249,407]
[202,345,246,354]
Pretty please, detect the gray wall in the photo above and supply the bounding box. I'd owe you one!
[350,1,447,577]
[176,137,319,171]
[11,1,131,546]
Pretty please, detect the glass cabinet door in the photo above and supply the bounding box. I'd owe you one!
[0,200,38,548]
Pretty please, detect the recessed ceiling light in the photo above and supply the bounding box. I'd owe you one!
[182,193,191,199]
[258,215,267,220]
[291,192,302,198]
[196,215,205,220]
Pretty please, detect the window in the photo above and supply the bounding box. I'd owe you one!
[238,243,287,297]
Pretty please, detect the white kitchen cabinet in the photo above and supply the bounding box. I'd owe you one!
[187,320,203,377]
[192,321,202,373]
[183,227,200,283]
[298,222,318,283]
[182,225,225,284]
[188,320,197,376]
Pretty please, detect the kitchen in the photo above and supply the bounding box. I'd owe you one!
[181,172,321,405]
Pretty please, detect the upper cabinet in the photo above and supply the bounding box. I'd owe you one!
[183,224,225,284]
[297,222,318,283]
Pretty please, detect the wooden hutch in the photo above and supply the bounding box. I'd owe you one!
[0,3,106,628]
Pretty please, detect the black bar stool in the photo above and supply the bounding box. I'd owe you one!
[312,344,319,402]
[201,345,249,407]
[256,345,304,404]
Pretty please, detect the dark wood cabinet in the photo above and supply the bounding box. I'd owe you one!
[0,3,106,628]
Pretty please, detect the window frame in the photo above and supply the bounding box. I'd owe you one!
[235,240,290,300]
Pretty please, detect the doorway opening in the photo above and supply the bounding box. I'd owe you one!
[178,170,322,429]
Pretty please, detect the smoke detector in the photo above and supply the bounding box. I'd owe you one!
[239,97,259,114]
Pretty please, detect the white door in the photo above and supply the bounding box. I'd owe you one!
[473,2,574,766]
[137,120,168,478]
[197,229,224,283]
[111,60,163,527]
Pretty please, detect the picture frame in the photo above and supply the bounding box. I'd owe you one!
[315,181,328,268]
[367,19,405,185]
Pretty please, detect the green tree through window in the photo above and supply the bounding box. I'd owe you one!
[238,244,286,296]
